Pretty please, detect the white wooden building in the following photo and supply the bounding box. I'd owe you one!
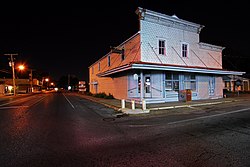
[89,7,245,103]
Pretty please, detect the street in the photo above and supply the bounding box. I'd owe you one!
[0,92,250,167]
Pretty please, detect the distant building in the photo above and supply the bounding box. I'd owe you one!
[89,7,245,103]
[223,75,250,92]
[0,78,42,95]
[78,81,87,92]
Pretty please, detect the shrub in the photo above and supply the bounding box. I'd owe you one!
[104,93,114,99]
[93,92,114,99]
[85,92,93,96]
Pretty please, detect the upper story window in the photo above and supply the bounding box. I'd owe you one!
[107,55,111,67]
[121,49,125,61]
[182,43,189,57]
[98,62,100,71]
[158,39,166,55]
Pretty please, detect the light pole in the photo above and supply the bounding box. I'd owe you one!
[4,53,18,96]
[45,78,49,90]
[30,69,33,92]
[18,65,35,93]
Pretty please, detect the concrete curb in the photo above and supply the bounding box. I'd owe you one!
[78,94,243,115]
[120,108,150,115]
[79,95,121,111]
[149,99,237,111]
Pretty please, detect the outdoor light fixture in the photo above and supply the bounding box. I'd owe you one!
[18,65,25,71]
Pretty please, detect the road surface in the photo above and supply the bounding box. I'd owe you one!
[0,92,249,167]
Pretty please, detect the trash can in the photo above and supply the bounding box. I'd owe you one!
[186,89,192,102]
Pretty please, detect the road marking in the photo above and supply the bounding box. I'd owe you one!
[63,93,75,109]
[128,124,154,127]
[168,107,250,125]
[0,106,29,109]
[0,95,44,107]
[0,98,30,107]
[28,96,47,107]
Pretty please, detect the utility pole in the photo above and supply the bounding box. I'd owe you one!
[68,74,70,90]
[4,53,18,96]
[29,69,33,92]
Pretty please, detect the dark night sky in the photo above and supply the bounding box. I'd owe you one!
[0,1,249,81]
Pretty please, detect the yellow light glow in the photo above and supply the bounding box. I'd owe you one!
[18,65,25,70]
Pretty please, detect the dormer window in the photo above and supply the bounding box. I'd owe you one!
[158,39,166,55]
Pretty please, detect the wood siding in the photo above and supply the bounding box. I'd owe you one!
[140,19,223,69]
[89,33,141,99]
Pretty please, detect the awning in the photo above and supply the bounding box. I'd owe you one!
[97,62,245,77]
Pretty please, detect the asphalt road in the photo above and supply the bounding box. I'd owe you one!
[0,92,250,167]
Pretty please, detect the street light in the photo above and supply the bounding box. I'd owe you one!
[17,65,35,93]
[18,65,25,71]
[45,78,49,90]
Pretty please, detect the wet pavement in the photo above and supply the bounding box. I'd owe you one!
[0,92,250,167]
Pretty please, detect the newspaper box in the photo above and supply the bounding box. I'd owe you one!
[179,89,192,102]
[186,89,192,102]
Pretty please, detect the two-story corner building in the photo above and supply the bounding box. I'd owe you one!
[89,7,245,104]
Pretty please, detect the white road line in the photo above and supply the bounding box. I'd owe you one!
[168,107,250,125]
[0,106,29,109]
[0,95,43,107]
[0,98,29,107]
[63,93,75,109]
[28,96,47,107]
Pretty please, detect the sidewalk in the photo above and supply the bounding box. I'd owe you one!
[77,93,250,115]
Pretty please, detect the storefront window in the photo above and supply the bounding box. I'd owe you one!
[184,74,196,91]
[165,72,179,91]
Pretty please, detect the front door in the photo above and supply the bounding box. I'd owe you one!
[208,77,215,96]
[144,75,151,98]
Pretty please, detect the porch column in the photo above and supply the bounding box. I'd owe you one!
[140,70,144,100]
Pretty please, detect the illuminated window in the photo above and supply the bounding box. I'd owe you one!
[159,40,166,55]
[182,43,189,57]
[225,81,230,89]
[145,76,151,93]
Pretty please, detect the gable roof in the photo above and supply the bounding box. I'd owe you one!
[88,32,140,68]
